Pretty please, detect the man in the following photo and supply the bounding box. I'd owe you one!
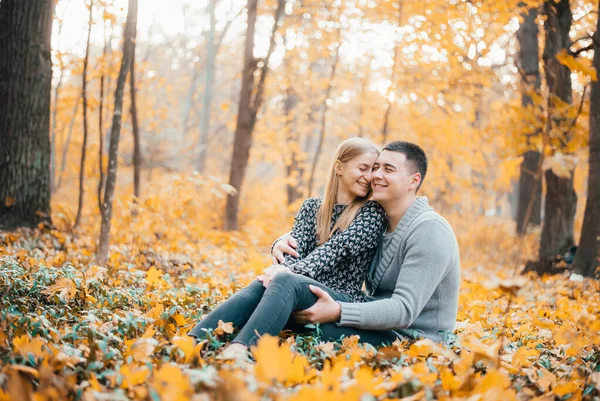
[272,141,460,343]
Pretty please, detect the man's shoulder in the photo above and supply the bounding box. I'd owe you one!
[410,210,456,239]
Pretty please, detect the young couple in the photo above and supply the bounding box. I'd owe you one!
[188,138,461,360]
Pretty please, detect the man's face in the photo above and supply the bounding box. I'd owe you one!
[371,150,421,203]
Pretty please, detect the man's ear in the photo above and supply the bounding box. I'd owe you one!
[411,173,422,190]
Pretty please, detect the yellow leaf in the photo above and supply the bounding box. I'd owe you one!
[252,335,310,385]
[146,266,165,288]
[4,196,15,207]
[213,320,234,336]
[172,336,196,361]
[42,277,78,302]
[146,303,164,319]
[13,335,47,359]
[119,363,151,389]
[150,363,193,401]
[123,338,157,363]
[472,368,511,394]
[553,380,579,397]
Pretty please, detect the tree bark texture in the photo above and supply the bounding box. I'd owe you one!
[0,0,55,230]
[515,6,542,234]
[536,0,577,272]
[572,9,600,277]
[224,0,285,230]
[130,28,141,198]
[75,0,94,228]
[97,0,138,265]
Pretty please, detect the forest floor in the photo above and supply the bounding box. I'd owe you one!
[0,175,599,401]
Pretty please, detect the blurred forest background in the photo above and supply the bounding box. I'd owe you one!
[28,0,597,275]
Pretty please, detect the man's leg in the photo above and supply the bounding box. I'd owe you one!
[315,323,400,347]
[187,280,266,339]
[232,272,349,347]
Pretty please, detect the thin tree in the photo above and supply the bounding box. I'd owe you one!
[130,23,141,198]
[97,0,138,266]
[307,24,342,197]
[197,0,217,173]
[572,10,600,277]
[98,1,110,212]
[0,0,55,229]
[282,33,303,206]
[57,101,80,189]
[75,0,94,228]
[51,2,71,193]
[224,0,285,230]
[515,5,542,234]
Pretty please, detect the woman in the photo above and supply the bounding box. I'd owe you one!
[187,138,387,359]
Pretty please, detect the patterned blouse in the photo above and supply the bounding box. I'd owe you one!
[281,198,387,302]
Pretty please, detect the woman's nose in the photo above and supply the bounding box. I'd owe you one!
[364,171,372,182]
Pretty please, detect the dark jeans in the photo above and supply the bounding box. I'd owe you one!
[187,272,399,347]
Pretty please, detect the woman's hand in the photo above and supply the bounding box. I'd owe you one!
[257,265,290,288]
[271,235,299,264]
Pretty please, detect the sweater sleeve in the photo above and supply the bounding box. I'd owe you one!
[337,220,457,330]
[286,201,387,277]
[279,198,319,266]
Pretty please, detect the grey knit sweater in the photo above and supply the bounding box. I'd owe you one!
[338,197,461,342]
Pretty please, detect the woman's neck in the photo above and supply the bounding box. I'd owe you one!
[336,187,353,205]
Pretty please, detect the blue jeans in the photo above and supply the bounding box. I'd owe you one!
[187,272,399,346]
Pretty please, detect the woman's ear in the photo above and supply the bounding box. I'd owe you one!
[334,160,342,176]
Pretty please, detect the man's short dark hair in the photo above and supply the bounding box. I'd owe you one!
[383,141,428,193]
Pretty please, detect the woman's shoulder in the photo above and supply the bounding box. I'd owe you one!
[297,197,322,214]
[301,197,322,208]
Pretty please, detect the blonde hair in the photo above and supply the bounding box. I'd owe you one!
[316,138,380,244]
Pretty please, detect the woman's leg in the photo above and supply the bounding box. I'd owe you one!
[315,323,400,347]
[232,272,351,347]
[187,280,266,339]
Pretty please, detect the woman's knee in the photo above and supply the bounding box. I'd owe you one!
[269,271,305,289]
[235,280,266,302]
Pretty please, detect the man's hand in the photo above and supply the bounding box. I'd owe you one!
[272,235,299,264]
[257,265,290,288]
[292,285,341,324]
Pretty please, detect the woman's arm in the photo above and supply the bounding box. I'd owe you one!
[287,201,386,277]
[279,198,320,267]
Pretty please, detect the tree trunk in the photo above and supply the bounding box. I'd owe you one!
[51,14,67,194]
[284,57,303,206]
[198,0,217,173]
[75,0,94,228]
[535,0,576,273]
[0,0,55,230]
[572,12,600,277]
[515,6,542,234]
[130,27,141,198]
[307,34,341,197]
[98,6,109,213]
[224,0,285,230]
[57,101,79,190]
[97,0,138,266]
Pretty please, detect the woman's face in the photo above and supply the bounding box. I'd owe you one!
[337,151,379,198]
